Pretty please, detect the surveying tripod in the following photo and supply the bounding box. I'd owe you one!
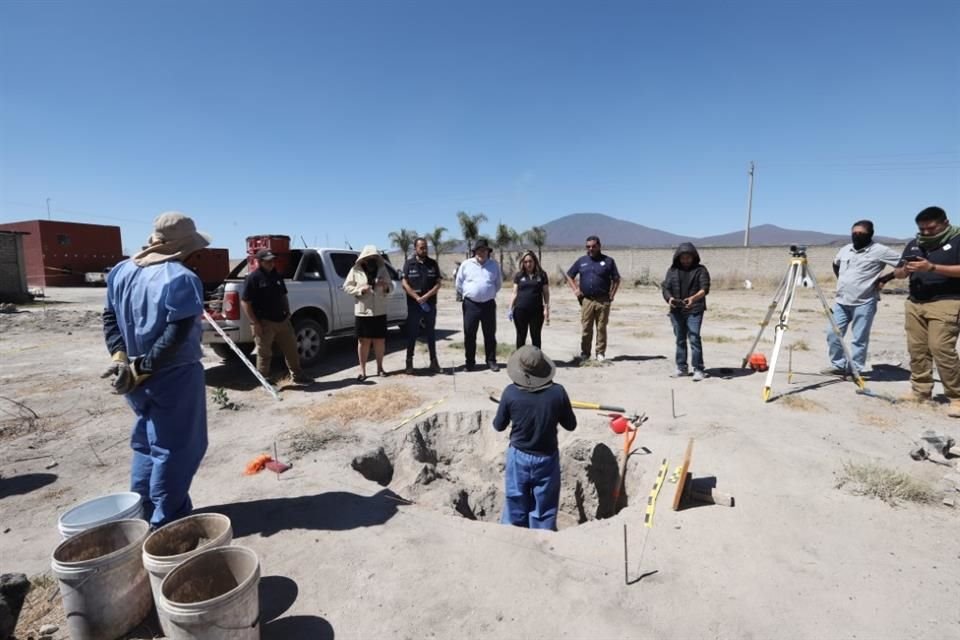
[741,246,865,402]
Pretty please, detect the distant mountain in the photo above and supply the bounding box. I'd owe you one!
[541,213,689,248]
[539,214,904,248]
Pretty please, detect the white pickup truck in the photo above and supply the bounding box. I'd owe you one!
[203,248,407,367]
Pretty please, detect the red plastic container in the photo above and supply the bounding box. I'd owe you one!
[246,235,291,274]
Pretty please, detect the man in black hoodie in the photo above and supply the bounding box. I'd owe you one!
[661,243,711,381]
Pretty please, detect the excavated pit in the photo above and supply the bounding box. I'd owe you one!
[351,410,625,529]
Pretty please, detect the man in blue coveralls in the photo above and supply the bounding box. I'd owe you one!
[101,211,210,528]
[493,346,577,530]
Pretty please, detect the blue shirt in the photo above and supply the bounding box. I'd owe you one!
[493,383,577,456]
[833,242,901,306]
[455,257,502,303]
[567,254,620,298]
[105,259,204,368]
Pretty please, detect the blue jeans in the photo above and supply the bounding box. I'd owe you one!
[501,446,561,531]
[826,298,877,373]
[669,311,704,372]
[127,362,208,527]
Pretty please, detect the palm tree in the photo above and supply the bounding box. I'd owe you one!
[457,211,488,257]
[523,226,547,262]
[388,228,417,261]
[494,222,518,267]
[426,226,448,261]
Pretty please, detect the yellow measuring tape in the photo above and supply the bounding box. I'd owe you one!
[392,397,446,430]
[644,458,669,528]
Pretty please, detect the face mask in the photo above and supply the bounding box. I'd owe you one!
[851,233,871,250]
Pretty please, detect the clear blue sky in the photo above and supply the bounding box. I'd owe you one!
[2,0,957,255]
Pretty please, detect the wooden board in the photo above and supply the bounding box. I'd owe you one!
[672,438,694,511]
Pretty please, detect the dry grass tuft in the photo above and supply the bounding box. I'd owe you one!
[703,335,734,343]
[447,341,516,359]
[305,384,422,425]
[835,461,935,506]
[632,330,655,339]
[861,414,894,429]
[779,395,825,411]
[790,339,810,351]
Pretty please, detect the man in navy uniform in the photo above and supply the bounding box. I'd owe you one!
[401,237,443,374]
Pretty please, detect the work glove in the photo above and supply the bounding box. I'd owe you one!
[101,352,150,395]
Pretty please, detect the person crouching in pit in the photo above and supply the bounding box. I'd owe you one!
[493,346,577,530]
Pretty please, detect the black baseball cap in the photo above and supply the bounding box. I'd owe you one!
[256,248,277,261]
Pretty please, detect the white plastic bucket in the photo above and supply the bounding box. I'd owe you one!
[51,518,152,640]
[158,545,261,640]
[143,513,234,637]
[58,491,144,538]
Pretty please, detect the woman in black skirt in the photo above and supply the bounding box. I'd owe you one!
[508,250,550,349]
[344,245,392,380]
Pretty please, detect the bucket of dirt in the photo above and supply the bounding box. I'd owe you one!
[158,545,261,640]
[57,491,144,538]
[143,513,233,636]
[51,518,152,640]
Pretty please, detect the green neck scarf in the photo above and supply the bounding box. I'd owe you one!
[917,224,960,249]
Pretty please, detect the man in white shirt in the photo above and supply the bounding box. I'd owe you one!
[455,238,502,371]
[823,219,901,376]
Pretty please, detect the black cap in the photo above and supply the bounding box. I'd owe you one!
[473,238,492,253]
[256,248,277,261]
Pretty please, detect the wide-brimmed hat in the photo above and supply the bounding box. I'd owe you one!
[472,238,492,254]
[133,211,211,267]
[507,345,556,391]
[356,244,385,267]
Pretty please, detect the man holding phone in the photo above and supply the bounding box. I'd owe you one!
[880,206,960,416]
[821,220,901,378]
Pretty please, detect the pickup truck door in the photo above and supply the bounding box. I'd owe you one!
[381,261,407,323]
[328,251,361,330]
[287,250,332,322]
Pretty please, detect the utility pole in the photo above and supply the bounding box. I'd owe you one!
[46,197,52,220]
[743,162,755,247]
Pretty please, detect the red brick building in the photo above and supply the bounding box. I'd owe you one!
[0,220,124,287]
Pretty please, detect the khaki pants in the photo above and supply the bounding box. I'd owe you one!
[255,318,301,377]
[904,298,960,399]
[580,296,611,357]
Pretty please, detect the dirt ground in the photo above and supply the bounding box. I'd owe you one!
[2,283,959,639]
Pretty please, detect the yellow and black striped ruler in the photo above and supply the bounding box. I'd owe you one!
[644,458,669,528]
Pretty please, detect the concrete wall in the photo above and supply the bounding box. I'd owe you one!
[424,244,906,289]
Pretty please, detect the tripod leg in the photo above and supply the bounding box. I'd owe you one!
[806,266,865,389]
[763,260,803,401]
[742,266,791,368]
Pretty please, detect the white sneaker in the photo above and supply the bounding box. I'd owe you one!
[596,353,606,362]
[692,370,706,382]
[671,368,689,378]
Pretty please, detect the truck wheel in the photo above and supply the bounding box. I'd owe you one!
[293,316,327,367]
[210,343,254,362]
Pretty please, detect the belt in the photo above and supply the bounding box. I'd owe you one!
[464,297,495,304]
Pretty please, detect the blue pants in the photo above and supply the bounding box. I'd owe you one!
[462,298,497,366]
[501,446,561,531]
[826,299,877,374]
[405,302,438,360]
[669,311,704,372]
[126,362,208,528]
